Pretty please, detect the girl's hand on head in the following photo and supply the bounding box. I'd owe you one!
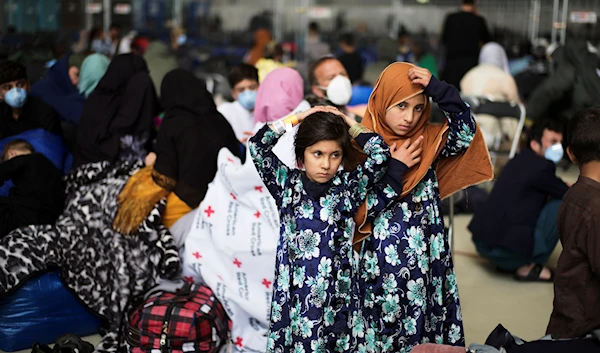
[296,105,339,123]
[329,109,358,128]
[390,136,423,168]
[408,67,432,88]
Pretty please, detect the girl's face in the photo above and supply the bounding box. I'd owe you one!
[384,94,426,136]
[302,140,343,184]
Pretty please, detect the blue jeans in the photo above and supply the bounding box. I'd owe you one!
[474,200,562,271]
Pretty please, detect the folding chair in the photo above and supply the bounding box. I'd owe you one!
[447,97,526,253]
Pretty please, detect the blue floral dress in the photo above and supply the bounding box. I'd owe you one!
[359,81,476,353]
[249,124,397,353]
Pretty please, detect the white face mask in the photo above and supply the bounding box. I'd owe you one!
[319,75,352,106]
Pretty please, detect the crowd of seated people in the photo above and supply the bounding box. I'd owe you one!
[0,14,600,353]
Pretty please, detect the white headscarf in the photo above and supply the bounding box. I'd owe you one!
[479,42,510,73]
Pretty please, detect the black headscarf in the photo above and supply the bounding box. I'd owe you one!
[153,69,243,208]
[74,54,160,166]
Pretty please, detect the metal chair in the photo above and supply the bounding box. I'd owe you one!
[447,97,526,253]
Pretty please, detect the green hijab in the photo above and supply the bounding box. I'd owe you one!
[78,53,110,98]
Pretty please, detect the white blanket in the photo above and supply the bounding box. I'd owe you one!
[183,100,310,353]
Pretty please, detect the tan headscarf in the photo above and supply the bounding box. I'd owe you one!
[353,62,493,244]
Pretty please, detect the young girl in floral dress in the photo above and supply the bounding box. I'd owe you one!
[249,105,422,352]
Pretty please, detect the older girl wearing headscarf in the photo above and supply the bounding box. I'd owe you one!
[353,63,492,351]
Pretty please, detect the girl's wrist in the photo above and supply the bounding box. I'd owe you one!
[348,123,371,139]
[283,113,299,126]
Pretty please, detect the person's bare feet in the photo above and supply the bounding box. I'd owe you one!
[515,263,553,281]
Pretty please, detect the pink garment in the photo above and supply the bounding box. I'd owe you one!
[411,344,466,353]
[253,68,304,124]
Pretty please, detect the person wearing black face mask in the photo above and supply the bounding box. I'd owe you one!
[0,61,63,140]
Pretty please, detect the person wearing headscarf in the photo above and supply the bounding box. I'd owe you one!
[460,42,521,148]
[113,69,243,233]
[353,63,492,351]
[29,54,87,125]
[143,40,179,95]
[245,28,272,66]
[77,53,110,98]
[74,54,160,167]
[253,67,311,167]
[460,42,519,102]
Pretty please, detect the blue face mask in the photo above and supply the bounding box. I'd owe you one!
[545,143,564,163]
[3,87,27,108]
[177,34,187,46]
[238,89,257,111]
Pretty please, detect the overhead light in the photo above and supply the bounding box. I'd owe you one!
[417,0,430,3]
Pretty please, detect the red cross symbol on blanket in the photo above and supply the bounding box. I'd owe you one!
[262,278,272,289]
[227,157,235,163]
[230,192,237,200]
[254,186,263,193]
[235,337,243,348]
[193,252,202,259]
[204,206,215,217]
[184,276,194,284]
[254,210,261,219]
[233,258,242,268]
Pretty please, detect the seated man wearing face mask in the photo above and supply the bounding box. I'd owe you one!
[306,56,358,121]
[218,64,259,143]
[0,61,63,140]
[470,119,569,282]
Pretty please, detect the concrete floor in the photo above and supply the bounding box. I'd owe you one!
[2,168,579,352]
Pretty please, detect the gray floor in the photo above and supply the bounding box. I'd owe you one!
[2,167,579,352]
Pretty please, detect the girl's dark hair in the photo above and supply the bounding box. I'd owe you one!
[294,112,359,170]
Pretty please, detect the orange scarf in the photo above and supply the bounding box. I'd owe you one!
[246,29,272,66]
[353,63,493,244]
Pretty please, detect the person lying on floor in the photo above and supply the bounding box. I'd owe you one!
[547,107,600,339]
[470,119,569,282]
[0,139,65,237]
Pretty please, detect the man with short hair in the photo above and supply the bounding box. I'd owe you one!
[218,64,260,143]
[470,119,569,282]
[0,61,62,139]
[441,0,491,88]
[307,56,358,120]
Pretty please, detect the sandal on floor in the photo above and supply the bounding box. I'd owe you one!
[514,264,554,283]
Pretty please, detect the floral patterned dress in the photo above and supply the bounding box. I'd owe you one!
[359,100,476,352]
[249,124,397,353]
